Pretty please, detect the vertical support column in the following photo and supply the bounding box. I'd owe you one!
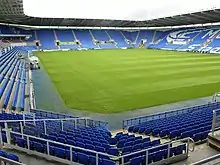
[20,121,24,138]
[70,146,73,162]
[167,143,171,158]
[186,138,189,156]
[4,122,10,145]
[96,153,99,165]
[145,150,148,165]
[0,129,3,145]
[121,156,124,165]
[27,136,30,150]
[43,121,47,135]
[212,111,217,135]
[47,141,49,155]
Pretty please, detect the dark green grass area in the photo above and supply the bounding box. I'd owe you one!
[37,49,220,113]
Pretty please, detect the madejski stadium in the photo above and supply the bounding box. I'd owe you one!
[0,0,220,164]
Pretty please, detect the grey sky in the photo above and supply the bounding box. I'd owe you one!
[23,0,220,21]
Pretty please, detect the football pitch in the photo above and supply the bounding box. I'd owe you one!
[37,49,220,113]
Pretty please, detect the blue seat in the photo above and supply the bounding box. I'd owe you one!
[151,139,160,146]
[102,143,110,150]
[152,129,160,136]
[0,150,7,157]
[16,137,26,148]
[54,147,65,159]
[6,153,19,162]
[95,146,105,153]
[109,138,117,145]
[85,144,95,150]
[142,142,151,149]
[132,144,142,151]
[144,128,152,135]
[102,159,116,165]
[134,139,142,145]
[130,156,142,165]
[154,150,164,162]
[76,142,85,148]
[142,137,150,143]
[78,152,89,165]
[175,144,186,155]
[117,139,126,148]
[201,131,209,140]
[89,155,102,165]
[128,126,134,132]
[65,150,77,162]
[57,137,66,143]
[93,142,102,147]
[35,142,44,153]
[122,146,132,153]
[66,139,75,145]
[108,148,119,156]
[160,129,168,138]
[143,154,154,164]
[193,132,202,142]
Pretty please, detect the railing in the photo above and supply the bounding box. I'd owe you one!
[30,109,108,128]
[0,125,194,165]
[122,103,215,129]
[211,109,220,135]
[191,153,220,165]
[0,156,26,165]
[119,137,194,165]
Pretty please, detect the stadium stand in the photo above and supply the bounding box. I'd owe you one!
[1,25,220,53]
[123,103,220,144]
[0,110,190,165]
[1,16,220,164]
[0,47,29,111]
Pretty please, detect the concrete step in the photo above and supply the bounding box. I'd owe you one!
[208,133,220,151]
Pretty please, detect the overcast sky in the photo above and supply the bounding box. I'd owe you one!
[23,0,220,21]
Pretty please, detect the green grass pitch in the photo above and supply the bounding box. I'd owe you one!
[37,49,220,113]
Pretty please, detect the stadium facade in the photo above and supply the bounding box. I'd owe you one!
[0,0,220,165]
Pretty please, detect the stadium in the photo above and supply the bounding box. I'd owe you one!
[0,0,220,164]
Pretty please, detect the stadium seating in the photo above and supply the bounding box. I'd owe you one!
[126,103,220,143]
[55,30,79,49]
[0,47,28,111]
[0,110,188,165]
[37,30,57,50]
[0,149,20,162]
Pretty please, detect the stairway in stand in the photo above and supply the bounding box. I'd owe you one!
[89,30,100,48]
[53,30,60,49]
[72,30,81,48]
[105,30,118,48]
